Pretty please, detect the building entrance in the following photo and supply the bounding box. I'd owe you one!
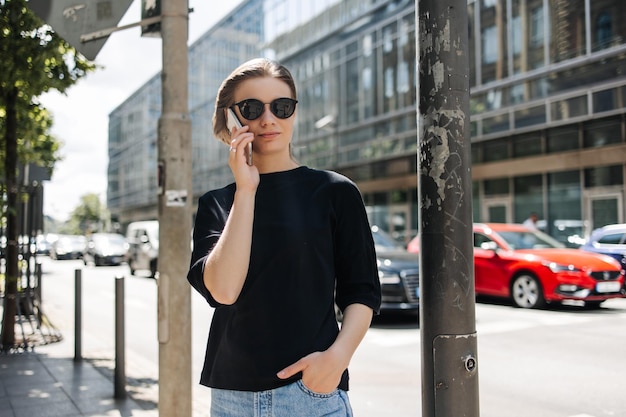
[482,197,512,223]
[585,192,623,230]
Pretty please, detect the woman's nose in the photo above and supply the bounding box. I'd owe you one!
[258,104,275,123]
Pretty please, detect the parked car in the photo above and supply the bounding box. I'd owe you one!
[371,225,420,315]
[83,233,129,266]
[50,235,87,260]
[36,233,58,256]
[407,223,625,309]
[126,221,159,277]
[579,223,626,272]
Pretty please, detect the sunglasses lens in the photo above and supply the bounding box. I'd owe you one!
[271,98,297,119]
[238,99,264,120]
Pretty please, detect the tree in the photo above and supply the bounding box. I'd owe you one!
[61,193,110,235]
[0,0,95,350]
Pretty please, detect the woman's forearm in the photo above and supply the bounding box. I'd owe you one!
[329,303,374,368]
[202,189,256,304]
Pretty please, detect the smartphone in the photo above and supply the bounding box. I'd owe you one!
[226,108,253,166]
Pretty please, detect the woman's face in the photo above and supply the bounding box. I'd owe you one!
[232,76,296,161]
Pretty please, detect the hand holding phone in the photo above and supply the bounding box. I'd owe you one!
[226,108,253,166]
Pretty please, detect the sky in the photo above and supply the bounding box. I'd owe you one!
[39,0,242,222]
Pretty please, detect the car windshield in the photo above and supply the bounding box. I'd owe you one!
[372,226,405,251]
[498,230,565,250]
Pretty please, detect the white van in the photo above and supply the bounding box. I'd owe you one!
[126,220,159,277]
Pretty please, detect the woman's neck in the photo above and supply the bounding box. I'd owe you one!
[254,155,300,174]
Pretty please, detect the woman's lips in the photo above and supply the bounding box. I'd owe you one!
[258,131,280,139]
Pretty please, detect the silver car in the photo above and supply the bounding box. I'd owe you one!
[580,223,626,272]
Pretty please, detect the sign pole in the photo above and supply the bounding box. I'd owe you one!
[157,0,192,415]
[417,0,480,416]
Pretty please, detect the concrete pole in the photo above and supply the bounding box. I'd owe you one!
[417,1,480,416]
[157,0,192,415]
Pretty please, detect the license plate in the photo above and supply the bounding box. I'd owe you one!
[596,281,621,293]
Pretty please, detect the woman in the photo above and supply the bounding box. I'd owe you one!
[187,58,381,417]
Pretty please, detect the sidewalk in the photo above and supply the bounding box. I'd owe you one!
[0,338,158,417]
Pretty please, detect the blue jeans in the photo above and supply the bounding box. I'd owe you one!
[210,380,354,417]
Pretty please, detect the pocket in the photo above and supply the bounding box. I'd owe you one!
[296,379,339,399]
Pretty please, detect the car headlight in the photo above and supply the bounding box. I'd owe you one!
[542,261,581,273]
[379,270,401,284]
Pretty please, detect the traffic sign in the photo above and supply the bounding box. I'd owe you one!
[28,0,134,60]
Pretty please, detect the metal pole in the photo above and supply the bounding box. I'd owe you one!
[158,0,192,415]
[417,0,480,416]
[114,275,126,399]
[74,269,82,362]
[35,263,42,325]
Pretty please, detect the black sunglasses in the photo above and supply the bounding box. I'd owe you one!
[230,97,298,121]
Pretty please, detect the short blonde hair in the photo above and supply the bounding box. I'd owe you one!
[212,58,297,145]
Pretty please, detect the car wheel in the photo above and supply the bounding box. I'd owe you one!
[511,273,545,309]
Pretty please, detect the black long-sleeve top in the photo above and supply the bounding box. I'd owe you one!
[187,166,381,392]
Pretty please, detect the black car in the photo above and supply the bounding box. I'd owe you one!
[371,225,420,315]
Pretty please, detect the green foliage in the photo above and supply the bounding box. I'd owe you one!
[61,193,110,235]
[0,0,95,175]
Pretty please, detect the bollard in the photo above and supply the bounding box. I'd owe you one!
[114,275,126,399]
[35,263,42,324]
[74,269,82,362]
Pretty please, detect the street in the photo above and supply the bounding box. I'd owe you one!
[37,257,626,417]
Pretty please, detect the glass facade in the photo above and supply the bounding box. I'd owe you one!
[108,0,626,244]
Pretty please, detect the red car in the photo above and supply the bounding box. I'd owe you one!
[407,223,625,308]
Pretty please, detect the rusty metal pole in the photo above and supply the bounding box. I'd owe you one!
[157,0,192,415]
[417,0,479,416]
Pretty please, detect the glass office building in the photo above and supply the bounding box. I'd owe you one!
[109,0,626,245]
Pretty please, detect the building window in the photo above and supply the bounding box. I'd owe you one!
[483,138,510,162]
[548,170,582,231]
[595,12,612,50]
[583,117,622,148]
[385,67,395,99]
[484,178,509,195]
[584,165,623,188]
[547,126,579,153]
[512,134,542,158]
[530,6,544,46]
[514,175,543,224]
[397,61,409,94]
[482,26,497,64]
[511,15,522,55]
